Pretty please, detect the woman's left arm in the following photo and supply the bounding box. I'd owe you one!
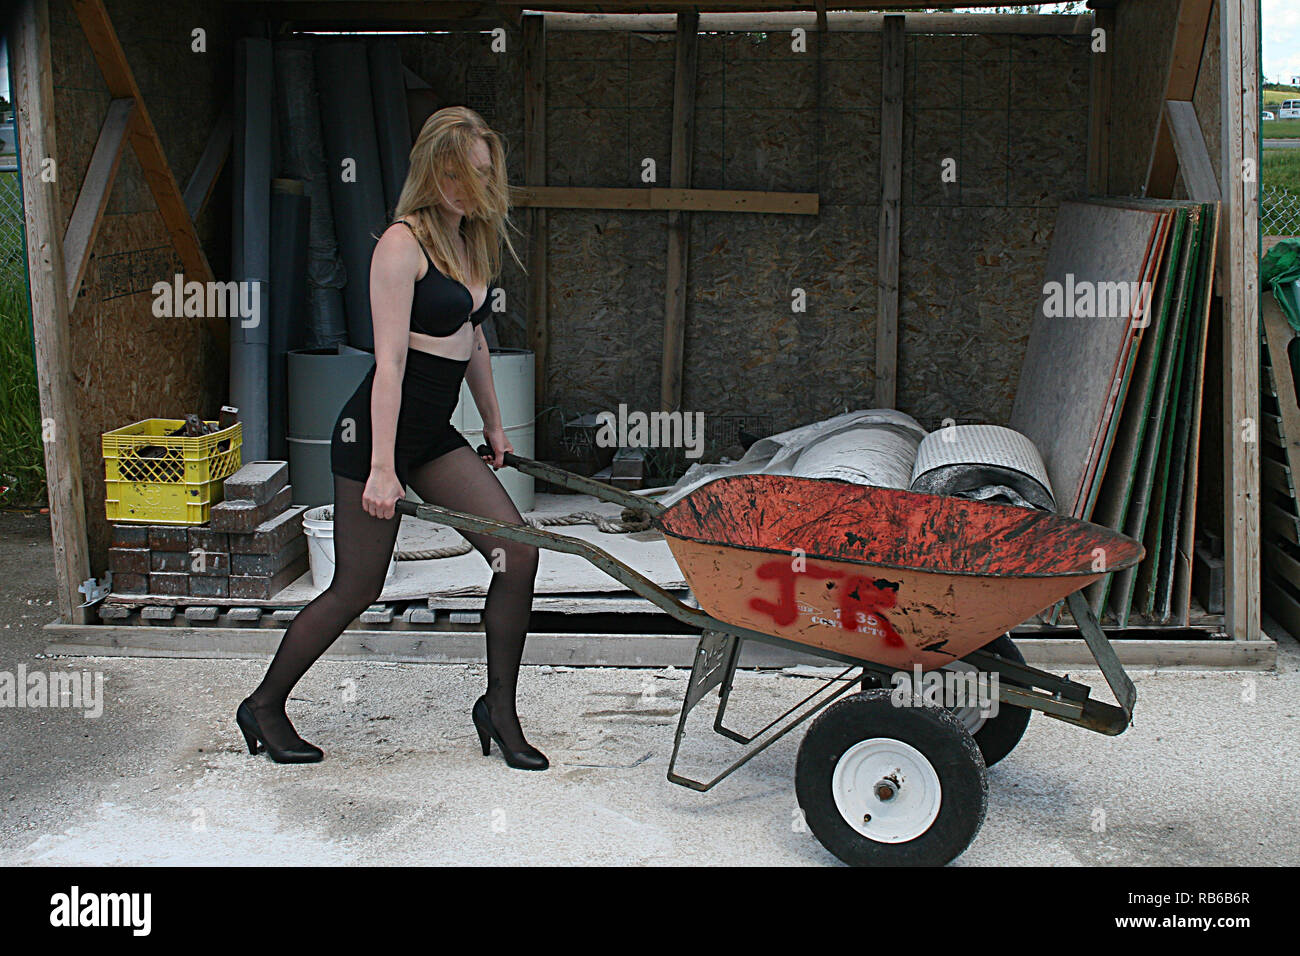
[464,323,511,468]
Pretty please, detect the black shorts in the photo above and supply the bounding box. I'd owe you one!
[330,348,474,489]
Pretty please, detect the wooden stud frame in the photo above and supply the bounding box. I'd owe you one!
[12,2,1264,648]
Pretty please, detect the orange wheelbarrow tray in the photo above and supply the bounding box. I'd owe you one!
[395,447,1142,866]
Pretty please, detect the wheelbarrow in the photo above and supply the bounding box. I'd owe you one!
[394,446,1144,866]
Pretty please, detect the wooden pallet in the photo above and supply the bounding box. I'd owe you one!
[1260,292,1300,637]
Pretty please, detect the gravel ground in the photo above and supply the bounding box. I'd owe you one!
[2,508,1297,866]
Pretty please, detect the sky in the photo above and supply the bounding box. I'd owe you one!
[1263,0,1300,85]
[0,3,1296,103]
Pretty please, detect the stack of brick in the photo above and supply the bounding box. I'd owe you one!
[107,462,309,600]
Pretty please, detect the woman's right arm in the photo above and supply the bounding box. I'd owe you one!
[363,224,422,519]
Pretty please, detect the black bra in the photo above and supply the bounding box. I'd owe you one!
[394,220,494,336]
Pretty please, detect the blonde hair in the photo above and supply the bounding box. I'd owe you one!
[391,106,524,288]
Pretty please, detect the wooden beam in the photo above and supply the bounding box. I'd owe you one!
[42,624,1277,671]
[522,12,548,416]
[226,1,1098,16]
[1164,99,1220,202]
[62,97,134,303]
[183,104,233,221]
[70,0,215,292]
[1144,0,1213,198]
[875,13,903,409]
[508,185,817,214]
[13,0,92,626]
[660,10,699,416]
[536,11,1093,33]
[1086,4,1113,194]
[1218,0,1261,641]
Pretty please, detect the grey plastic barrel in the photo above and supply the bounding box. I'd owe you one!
[287,346,376,506]
[405,348,537,513]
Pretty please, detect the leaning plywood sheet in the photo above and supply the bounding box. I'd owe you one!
[1074,209,1176,518]
[1139,206,1207,618]
[1157,204,1216,620]
[1009,201,1169,517]
[1083,209,1185,617]
[1172,204,1220,624]
[1109,210,1195,625]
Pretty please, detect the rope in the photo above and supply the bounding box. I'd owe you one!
[393,506,655,561]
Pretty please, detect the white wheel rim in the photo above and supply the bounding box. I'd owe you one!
[831,737,942,843]
[942,661,988,736]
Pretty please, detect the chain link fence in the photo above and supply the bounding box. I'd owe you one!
[0,165,28,290]
[1263,183,1300,237]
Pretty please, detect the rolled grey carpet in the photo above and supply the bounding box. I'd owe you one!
[232,37,273,463]
[315,40,387,350]
[268,180,310,462]
[274,38,348,348]
[368,37,412,215]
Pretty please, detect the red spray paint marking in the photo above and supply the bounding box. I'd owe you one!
[839,574,904,647]
[748,560,904,647]
[748,560,843,626]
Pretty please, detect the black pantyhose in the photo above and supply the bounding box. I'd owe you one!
[244,446,540,753]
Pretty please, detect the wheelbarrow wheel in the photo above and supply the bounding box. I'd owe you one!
[948,633,1033,768]
[795,689,987,867]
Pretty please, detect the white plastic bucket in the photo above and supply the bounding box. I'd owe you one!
[302,505,397,590]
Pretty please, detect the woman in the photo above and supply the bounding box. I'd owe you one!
[236,107,547,770]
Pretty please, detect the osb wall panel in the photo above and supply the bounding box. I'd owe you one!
[390,26,1089,451]
[51,0,233,572]
[541,29,1091,442]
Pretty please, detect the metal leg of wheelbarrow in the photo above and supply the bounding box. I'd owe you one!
[666,630,866,792]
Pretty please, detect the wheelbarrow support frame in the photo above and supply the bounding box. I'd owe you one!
[395,448,1138,793]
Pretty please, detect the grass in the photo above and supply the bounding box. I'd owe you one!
[0,277,46,509]
[0,170,45,508]
[1263,149,1300,236]
[1264,148,1300,190]
[1262,118,1300,138]
[1264,87,1300,108]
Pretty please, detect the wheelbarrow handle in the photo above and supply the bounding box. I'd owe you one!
[474,443,666,517]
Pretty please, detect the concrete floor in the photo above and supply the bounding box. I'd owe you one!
[2,509,1298,866]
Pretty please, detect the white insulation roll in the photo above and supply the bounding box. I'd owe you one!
[789,423,922,489]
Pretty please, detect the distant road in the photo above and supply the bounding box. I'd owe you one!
[1265,139,1300,149]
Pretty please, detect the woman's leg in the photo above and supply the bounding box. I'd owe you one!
[244,474,399,749]
[405,445,541,751]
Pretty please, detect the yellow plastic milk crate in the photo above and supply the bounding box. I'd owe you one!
[102,418,243,524]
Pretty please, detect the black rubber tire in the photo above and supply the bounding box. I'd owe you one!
[962,634,1032,768]
[795,689,988,866]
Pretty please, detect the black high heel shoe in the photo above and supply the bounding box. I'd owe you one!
[236,698,324,764]
[472,696,548,770]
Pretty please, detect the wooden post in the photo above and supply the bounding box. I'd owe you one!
[1086,3,1113,194]
[12,0,93,625]
[875,13,904,409]
[660,10,699,414]
[1218,0,1261,641]
[522,13,548,423]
